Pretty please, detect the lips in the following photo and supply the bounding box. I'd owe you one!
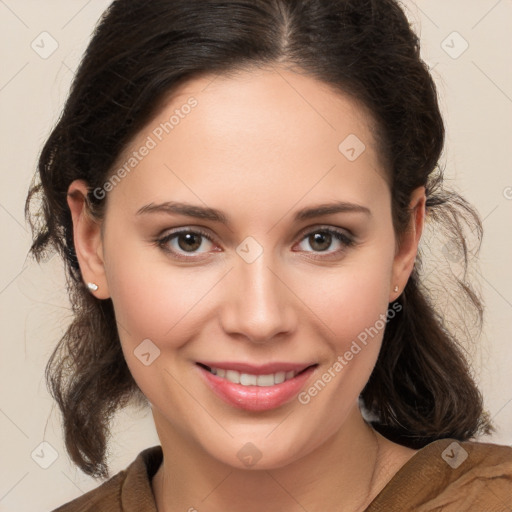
[196,361,317,411]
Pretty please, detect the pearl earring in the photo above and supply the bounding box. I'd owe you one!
[393,285,399,293]
[87,282,99,292]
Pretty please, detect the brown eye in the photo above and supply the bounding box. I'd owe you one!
[295,227,355,258]
[156,228,217,260]
[177,232,203,252]
[308,232,333,252]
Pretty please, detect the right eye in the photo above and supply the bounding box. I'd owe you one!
[155,228,220,261]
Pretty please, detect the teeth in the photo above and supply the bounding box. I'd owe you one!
[274,371,286,384]
[208,367,299,386]
[240,373,257,386]
[225,370,240,384]
[257,374,274,386]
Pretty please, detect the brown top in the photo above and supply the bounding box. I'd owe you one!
[52,438,512,512]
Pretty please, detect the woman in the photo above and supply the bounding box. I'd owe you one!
[26,0,512,510]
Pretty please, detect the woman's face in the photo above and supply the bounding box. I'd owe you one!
[74,67,422,469]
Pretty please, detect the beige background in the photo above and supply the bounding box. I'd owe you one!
[0,1,511,510]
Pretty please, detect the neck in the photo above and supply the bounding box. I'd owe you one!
[152,406,392,512]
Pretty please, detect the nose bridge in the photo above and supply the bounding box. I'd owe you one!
[220,249,296,343]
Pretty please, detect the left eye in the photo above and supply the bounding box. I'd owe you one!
[296,229,354,253]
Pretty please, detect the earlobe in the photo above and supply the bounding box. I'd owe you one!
[67,179,110,299]
[389,186,426,302]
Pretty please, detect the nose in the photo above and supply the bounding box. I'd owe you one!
[219,252,297,344]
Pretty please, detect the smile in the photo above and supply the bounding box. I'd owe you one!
[201,365,302,387]
[196,362,318,411]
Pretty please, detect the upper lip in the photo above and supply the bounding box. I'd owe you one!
[197,361,317,375]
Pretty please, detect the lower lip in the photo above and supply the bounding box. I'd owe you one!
[197,365,317,412]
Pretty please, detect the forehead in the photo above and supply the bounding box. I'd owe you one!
[164,66,380,158]
[106,67,388,217]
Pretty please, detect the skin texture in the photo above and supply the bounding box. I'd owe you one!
[67,67,426,511]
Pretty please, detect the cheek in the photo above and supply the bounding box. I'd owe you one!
[293,263,395,424]
[103,232,212,346]
[102,240,206,408]
[295,254,394,350]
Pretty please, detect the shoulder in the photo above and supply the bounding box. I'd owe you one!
[368,438,512,511]
[50,446,162,512]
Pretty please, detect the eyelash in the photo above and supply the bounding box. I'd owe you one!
[154,226,355,262]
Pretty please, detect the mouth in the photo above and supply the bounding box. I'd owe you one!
[196,361,318,411]
[196,362,315,387]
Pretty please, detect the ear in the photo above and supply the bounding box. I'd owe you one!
[389,186,426,302]
[67,179,110,299]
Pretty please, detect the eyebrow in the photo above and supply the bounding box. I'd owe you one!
[135,200,371,224]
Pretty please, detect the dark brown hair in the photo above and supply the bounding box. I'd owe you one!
[25,0,493,479]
